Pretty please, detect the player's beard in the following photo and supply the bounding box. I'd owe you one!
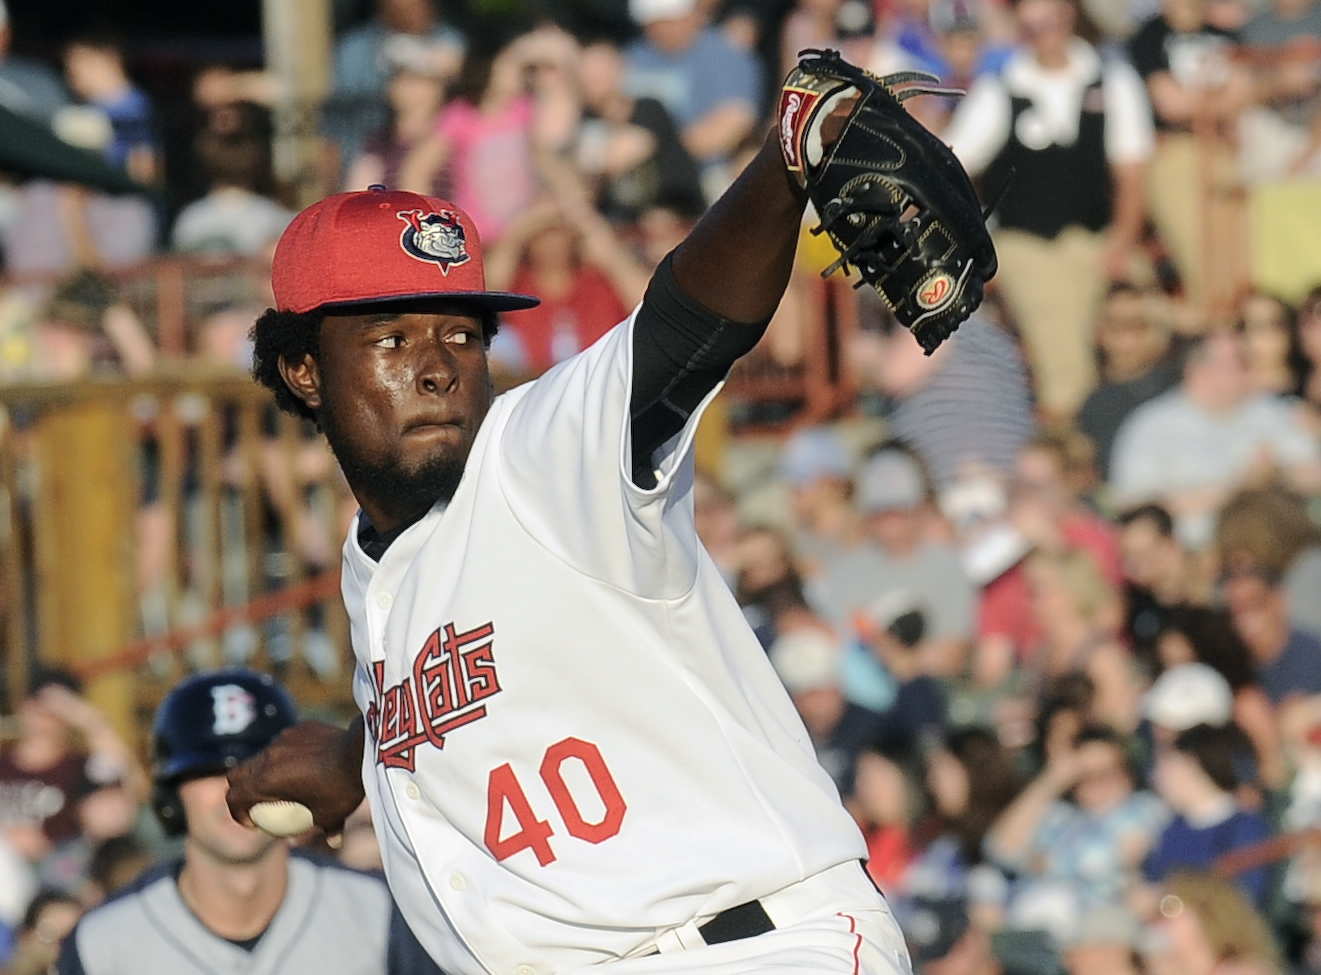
[319,409,467,518]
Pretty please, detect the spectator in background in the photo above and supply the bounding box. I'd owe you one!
[0,0,69,123]
[623,0,763,201]
[1077,284,1181,482]
[1025,548,1141,732]
[1140,871,1282,975]
[769,627,850,788]
[62,36,157,186]
[1143,723,1273,906]
[170,127,295,257]
[1128,0,1249,309]
[324,0,464,177]
[847,303,1035,493]
[850,742,921,893]
[1216,486,1321,642]
[1297,285,1321,420]
[975,431,1123,697]
[1234,291,1308,399]
[1238,0,1321,181]
[0,669,146,871]
[343,45,452,196]
[1109,330,1321,550]
[898,727,1022,935]
[1150,609,1284,790]
[401,30,577,242]
[1,36,157,275]
[1117,503,1192,662]
[986,724,1168,944]
[23,269,156,382]
[816,445,976,680]
[837,589,949,762]
[944,0,1156,420]
[780,0,874,80]
[7,890,81,975]
[574,38,706,225]
[482,193,643,375]
[1220,552,1321,708]
[776,425,862,576]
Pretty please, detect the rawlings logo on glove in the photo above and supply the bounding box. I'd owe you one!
[780,49,998,353]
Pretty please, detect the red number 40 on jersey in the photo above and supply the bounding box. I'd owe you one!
[485,737,626,866]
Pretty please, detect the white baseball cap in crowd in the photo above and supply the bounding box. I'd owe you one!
[1143,662,1234,731]
[629,0,698,25]
[854,450,925,513]
[769,628,841,694]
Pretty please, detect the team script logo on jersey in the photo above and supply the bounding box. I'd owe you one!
[396,208,471,275]
[211,684,257,736]
[366,620,501,771]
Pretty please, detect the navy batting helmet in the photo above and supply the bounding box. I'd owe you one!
[151,668,298,835]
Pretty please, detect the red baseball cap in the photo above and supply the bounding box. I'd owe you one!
[271,185,539,314]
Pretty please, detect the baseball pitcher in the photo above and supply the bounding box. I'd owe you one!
[227,51,995,975]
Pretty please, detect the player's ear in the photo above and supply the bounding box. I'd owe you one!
[278,353,323,412]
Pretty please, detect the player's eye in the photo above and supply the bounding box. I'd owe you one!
[374,335,404,349]
[448,330,474,345]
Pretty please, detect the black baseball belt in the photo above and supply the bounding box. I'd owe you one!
[643,900,776,955]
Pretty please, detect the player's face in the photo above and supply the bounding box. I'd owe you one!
[284,307,492,532]
[179,774,281,865]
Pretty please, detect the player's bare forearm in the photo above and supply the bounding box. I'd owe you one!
[671,128,807,325]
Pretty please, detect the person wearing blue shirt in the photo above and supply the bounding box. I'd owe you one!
[1144,723,1274,906]
[623,0,762,202]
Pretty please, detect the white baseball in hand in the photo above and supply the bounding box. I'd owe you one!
[249,800,316,837]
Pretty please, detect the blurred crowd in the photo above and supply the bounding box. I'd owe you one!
[2,0,1321,972]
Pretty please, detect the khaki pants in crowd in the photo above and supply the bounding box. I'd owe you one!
[1146,132,1239,311]
[993,227,1108,418]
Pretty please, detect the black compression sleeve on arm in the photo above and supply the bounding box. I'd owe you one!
[630,252,771,486]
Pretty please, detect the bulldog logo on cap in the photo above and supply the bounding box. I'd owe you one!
[397,208,471,275]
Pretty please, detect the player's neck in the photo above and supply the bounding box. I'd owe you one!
[178,845,290,941]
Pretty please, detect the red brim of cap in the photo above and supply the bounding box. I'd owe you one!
[316,290,541,313]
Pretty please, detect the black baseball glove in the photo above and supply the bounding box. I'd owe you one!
[778,48,997,353]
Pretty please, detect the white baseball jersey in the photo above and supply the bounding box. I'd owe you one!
[342,313,876,975]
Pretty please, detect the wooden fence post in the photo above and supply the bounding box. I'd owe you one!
[32,401,138,741]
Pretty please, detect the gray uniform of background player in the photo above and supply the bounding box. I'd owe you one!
[57,850,440,975]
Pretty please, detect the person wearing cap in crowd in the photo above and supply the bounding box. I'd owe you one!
[1143,662,1235,743]
[324,0,465,182]
[769,627,850,788]
[776,424,861,576]
[1152,605,1285,793]
[816,444,975,681]
[622,0,763,201]
[58,668,440,975]
[1141,722,1274,908]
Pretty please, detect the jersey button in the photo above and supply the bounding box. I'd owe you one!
[448,873,466,891]
[516,966,535,975]
[376,592,394,609]
[405,782,420,800]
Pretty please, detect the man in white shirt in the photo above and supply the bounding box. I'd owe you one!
[1109,329,1321,548]
[943,0,1156,419]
